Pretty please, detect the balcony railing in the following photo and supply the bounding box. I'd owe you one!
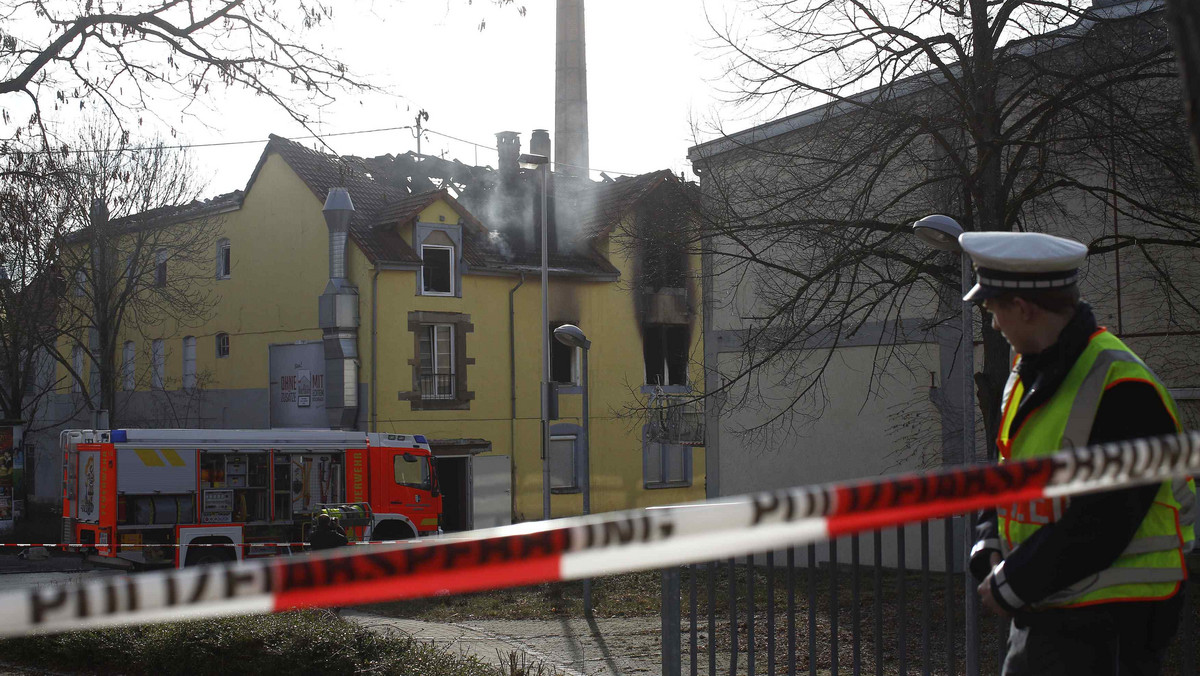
[418,371,455,400]
[647,390,705,446]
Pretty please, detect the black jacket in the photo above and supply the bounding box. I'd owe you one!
[969,303,1177,611]
[309,523,348,551]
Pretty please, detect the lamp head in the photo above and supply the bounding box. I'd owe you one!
[518,153,549,170]
[553,323,591,350]
[912,214,964,252]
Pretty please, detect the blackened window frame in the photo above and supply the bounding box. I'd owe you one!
[644,325,689,387]
[549,322,580,386]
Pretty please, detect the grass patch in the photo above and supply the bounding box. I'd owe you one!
[0,610,501,675]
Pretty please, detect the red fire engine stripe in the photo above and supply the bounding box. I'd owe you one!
[272,556,564,610]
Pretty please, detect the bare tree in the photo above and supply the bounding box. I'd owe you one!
[52,115,224,425]
[0,0,524,144]
[1164,0,1200,168]
[0,148,72,428]
[695,0,1200,455]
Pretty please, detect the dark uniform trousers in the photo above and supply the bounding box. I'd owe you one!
[1001,591,1185,676]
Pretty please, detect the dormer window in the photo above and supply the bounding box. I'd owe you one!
[422,245,454,296]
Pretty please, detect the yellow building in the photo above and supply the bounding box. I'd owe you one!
[49,134,706,529]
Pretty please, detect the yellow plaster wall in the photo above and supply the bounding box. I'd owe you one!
[60,149,706,519]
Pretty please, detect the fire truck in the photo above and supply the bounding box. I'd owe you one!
[60,428,443,568]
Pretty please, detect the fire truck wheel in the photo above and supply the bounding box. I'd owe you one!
[186,547,235,567]
[371,521,416,542]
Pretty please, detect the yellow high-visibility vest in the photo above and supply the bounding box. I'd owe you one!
[996,329,1195,608]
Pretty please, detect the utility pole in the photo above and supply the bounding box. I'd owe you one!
[413,109,429,156]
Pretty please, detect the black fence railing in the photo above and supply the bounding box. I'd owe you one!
[661,523,1199,675]
[418,372,454,400]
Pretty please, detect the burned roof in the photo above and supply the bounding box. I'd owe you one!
[250,135,685,278]
[580,169,680,240]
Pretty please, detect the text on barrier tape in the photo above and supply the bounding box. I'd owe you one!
[0,431,1195,638]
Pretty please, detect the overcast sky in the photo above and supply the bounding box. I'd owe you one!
[180,0,750,197]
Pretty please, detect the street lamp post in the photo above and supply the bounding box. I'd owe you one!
[519,153,552,521]
[554,323,592,617]
[912,214,979,673]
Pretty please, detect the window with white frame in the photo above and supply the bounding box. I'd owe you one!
[643,426,692,488]
[154,249,167,287]
[151,339,164,389]
[549,434,580,491]
[216,332,230,358]
[182,336,197,389]
[216,238,231,279]
[417,324,454,399]
[71,345,83,393]
[73,269,87,297]
[122,341,135,391]
[421,245,454,296]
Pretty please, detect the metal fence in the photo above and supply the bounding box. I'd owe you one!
[661,520,1198,675]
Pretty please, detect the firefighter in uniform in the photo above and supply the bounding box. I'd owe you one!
[963,231,1195,676]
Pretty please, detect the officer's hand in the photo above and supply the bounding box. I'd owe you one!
[977,553,1010,618]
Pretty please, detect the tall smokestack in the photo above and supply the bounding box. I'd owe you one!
[555,0,589,178]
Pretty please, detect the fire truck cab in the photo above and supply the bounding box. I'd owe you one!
[60,428,442,568]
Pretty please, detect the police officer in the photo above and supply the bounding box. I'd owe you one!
[963,231,1195,676]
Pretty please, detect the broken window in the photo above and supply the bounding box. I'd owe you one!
[422,245,454,295]
[643,325,689,386]
[550,323,578,385]
[642,241,687,291]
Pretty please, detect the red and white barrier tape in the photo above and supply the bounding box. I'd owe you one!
[0,542,410,548]
[0,431,1196,638]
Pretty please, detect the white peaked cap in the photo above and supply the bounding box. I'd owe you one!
[958,231,1088,301]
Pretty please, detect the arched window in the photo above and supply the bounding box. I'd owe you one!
[216,238,231,279]
[182,336,197,389]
